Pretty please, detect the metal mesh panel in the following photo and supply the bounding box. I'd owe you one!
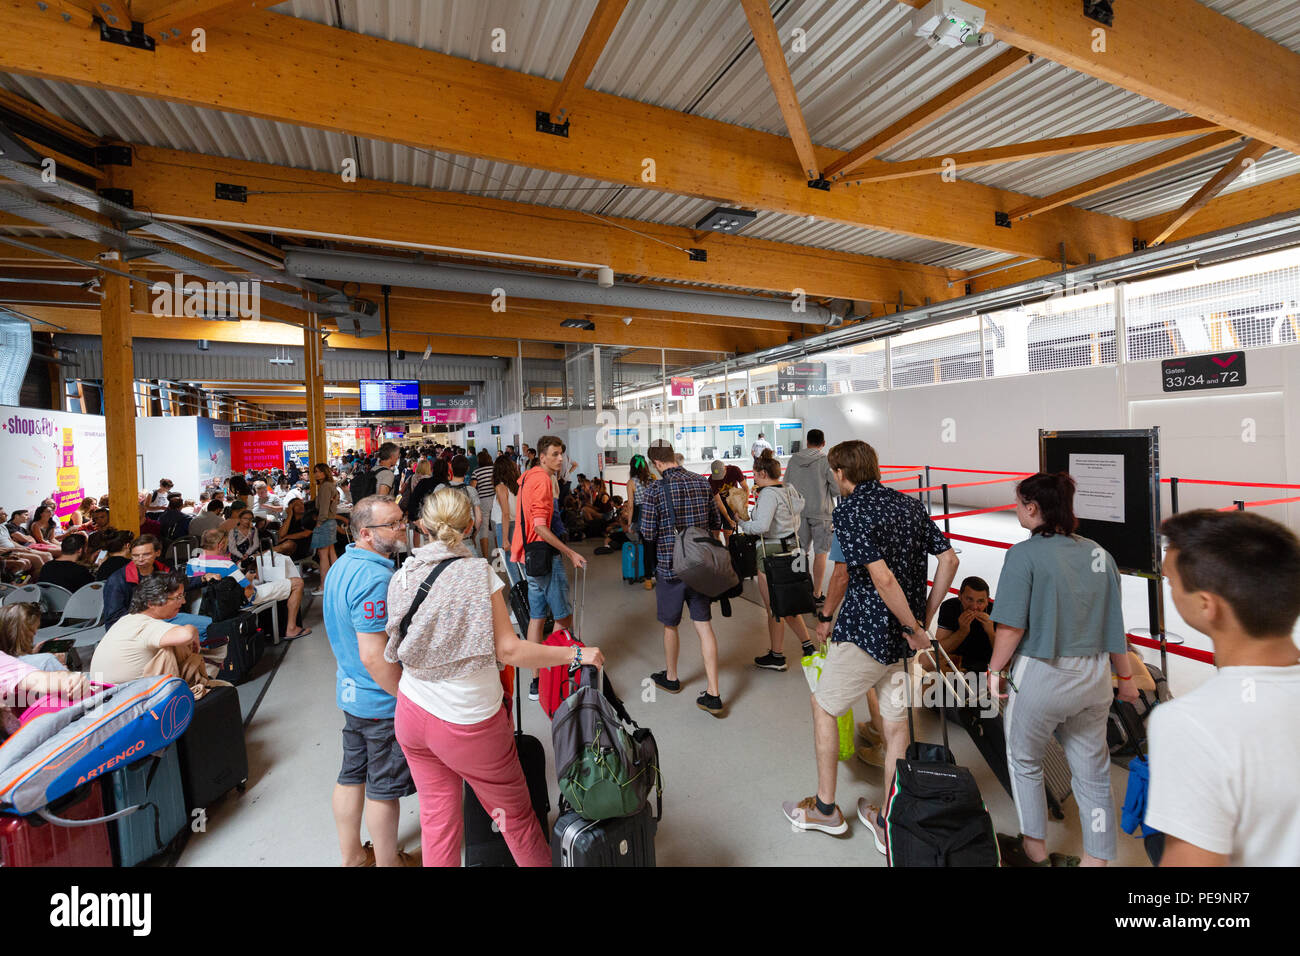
[820,344,888,393]
[981,289,1117,377]
[890,317,983,388]
[1124,259,1300,362]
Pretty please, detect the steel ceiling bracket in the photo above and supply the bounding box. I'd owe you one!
[93,145,132,167]
[215,182,247,202]
[535,111,570,138]
[98,19,156,52]
[1083,1,1114,27]
[688,248,707,262]
[995,211,1012,228]
[806,178,831,191]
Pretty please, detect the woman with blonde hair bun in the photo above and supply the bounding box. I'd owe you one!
[386,487,607,867]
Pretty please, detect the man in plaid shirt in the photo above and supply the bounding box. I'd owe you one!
[638,440,726,717]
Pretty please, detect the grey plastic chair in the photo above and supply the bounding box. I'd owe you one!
[34,581,106,641]
[34,582,73,617]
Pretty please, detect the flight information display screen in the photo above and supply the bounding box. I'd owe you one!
[359,379,420,414]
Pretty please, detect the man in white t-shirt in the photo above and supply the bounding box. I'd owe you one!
[90,571,229,695]
[250,481,283,520]
[750,433,772,462]
[1146,510,1300,866]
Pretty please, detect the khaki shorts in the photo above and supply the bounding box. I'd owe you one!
[814,641,907,722]
[253,579,293,603]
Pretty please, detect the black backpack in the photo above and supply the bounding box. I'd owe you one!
[883,642,1000,867]
[199,576,246,622]
[349,466,380,506]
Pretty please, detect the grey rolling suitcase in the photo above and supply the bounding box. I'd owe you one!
[552,801,657,867]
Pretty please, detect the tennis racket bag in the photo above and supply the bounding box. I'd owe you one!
[0,677,194,818]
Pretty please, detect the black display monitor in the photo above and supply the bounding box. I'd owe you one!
[359,379,419,415]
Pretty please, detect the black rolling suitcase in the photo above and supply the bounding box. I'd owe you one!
[177,684,249,812]
[883,640,999,867]
[728,533,758,579]
[463,674,550,866]
[508,578,553,638]
[210,612,263,685]
[553,800,657,867]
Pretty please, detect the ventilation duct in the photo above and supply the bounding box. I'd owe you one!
[283,248,835,327]
[0,310,33,405]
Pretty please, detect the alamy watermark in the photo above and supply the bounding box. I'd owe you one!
[151,274,261,321]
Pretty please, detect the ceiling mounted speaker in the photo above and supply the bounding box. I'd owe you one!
[597,266,614,288]
[395,349,406,360]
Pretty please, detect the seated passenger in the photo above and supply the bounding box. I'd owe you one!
[1,647,85,737]
[187,529,309,639]
[90,572,229,699]
[932,576,995,674]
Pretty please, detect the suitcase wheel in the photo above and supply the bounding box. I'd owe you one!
[235,781,247,794]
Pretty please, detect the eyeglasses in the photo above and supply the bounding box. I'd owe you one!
[365,519,407,530]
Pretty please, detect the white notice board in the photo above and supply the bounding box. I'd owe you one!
[1068,453,1125,523]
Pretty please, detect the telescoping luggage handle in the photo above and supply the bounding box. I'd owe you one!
[902,633,951,755]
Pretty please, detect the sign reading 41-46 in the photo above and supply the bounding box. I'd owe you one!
[1161,351,1246,393]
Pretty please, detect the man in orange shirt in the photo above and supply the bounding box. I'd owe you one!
[510,435,587,701]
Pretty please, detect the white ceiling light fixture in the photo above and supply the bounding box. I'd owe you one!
[597,266,614,288]
[911,0,989,49]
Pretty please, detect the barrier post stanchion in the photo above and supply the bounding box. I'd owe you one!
[1234,500,1245,510]
[917,475,924,502]
[925,465,932,513]
[1148,577,1168,675]
[1169,476,1179,515]
[942,483,950,535]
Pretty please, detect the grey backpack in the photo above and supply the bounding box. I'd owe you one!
[660,475,739,598]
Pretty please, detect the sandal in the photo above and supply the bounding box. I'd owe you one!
[1049,852,1081,867]
[284,627,312,640]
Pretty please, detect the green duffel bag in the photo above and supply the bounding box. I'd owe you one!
[552,666,662,822]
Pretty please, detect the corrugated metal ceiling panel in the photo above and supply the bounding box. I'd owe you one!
[1199,0,1300,52]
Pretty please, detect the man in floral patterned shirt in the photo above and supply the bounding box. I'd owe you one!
[784,440,958,843]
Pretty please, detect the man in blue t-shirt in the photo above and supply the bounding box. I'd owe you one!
[323,494,417,867]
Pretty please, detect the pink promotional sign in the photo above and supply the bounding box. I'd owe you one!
[421,408,477,424]
[670,377,695,397]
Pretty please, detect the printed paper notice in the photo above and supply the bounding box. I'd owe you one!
[1069,453,1125,523]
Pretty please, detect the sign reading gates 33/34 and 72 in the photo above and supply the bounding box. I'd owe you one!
[1161,351,1247,393]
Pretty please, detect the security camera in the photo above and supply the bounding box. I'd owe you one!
[622,316,633,326]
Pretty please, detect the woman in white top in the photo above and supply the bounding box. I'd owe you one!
[491,454,521,582]
[738,450,815,669]
[387,488,604,867]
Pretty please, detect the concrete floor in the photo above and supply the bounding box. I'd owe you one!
[176,509,1171,867]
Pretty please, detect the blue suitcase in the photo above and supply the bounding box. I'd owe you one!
[621,542,644,583]
[104,744,188,867]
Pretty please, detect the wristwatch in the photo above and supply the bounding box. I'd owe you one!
[816,611,833,624]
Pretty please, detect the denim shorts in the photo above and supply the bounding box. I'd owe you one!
[654,571,711,627]
[310,518,337,550]
[338,712,416,801]
[525,552,572,621]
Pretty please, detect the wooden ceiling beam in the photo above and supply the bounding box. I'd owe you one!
[824,48,1032,182]
[740,0,819,179]
[145,0,282,42]
[849,117,1227,183]
[893,0,1300,155]
[1148,140,1274,246]
[1137,170,1300,247]
[0,5,1134,263]
[547,0,627,125]
[1007,131,1244,223]
[0,88,99,148]
[108,145,963,305]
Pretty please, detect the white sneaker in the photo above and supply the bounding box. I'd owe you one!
[311,587,325,597]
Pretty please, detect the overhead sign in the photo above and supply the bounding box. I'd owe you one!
[718,424,745,434]
[1161,351,1246,392]
[421,395,477,424]
[778,361,828,396]
[670,377,695,397]
[777,422,800,430]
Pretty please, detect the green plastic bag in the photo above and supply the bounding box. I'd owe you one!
[801,649,855,761]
